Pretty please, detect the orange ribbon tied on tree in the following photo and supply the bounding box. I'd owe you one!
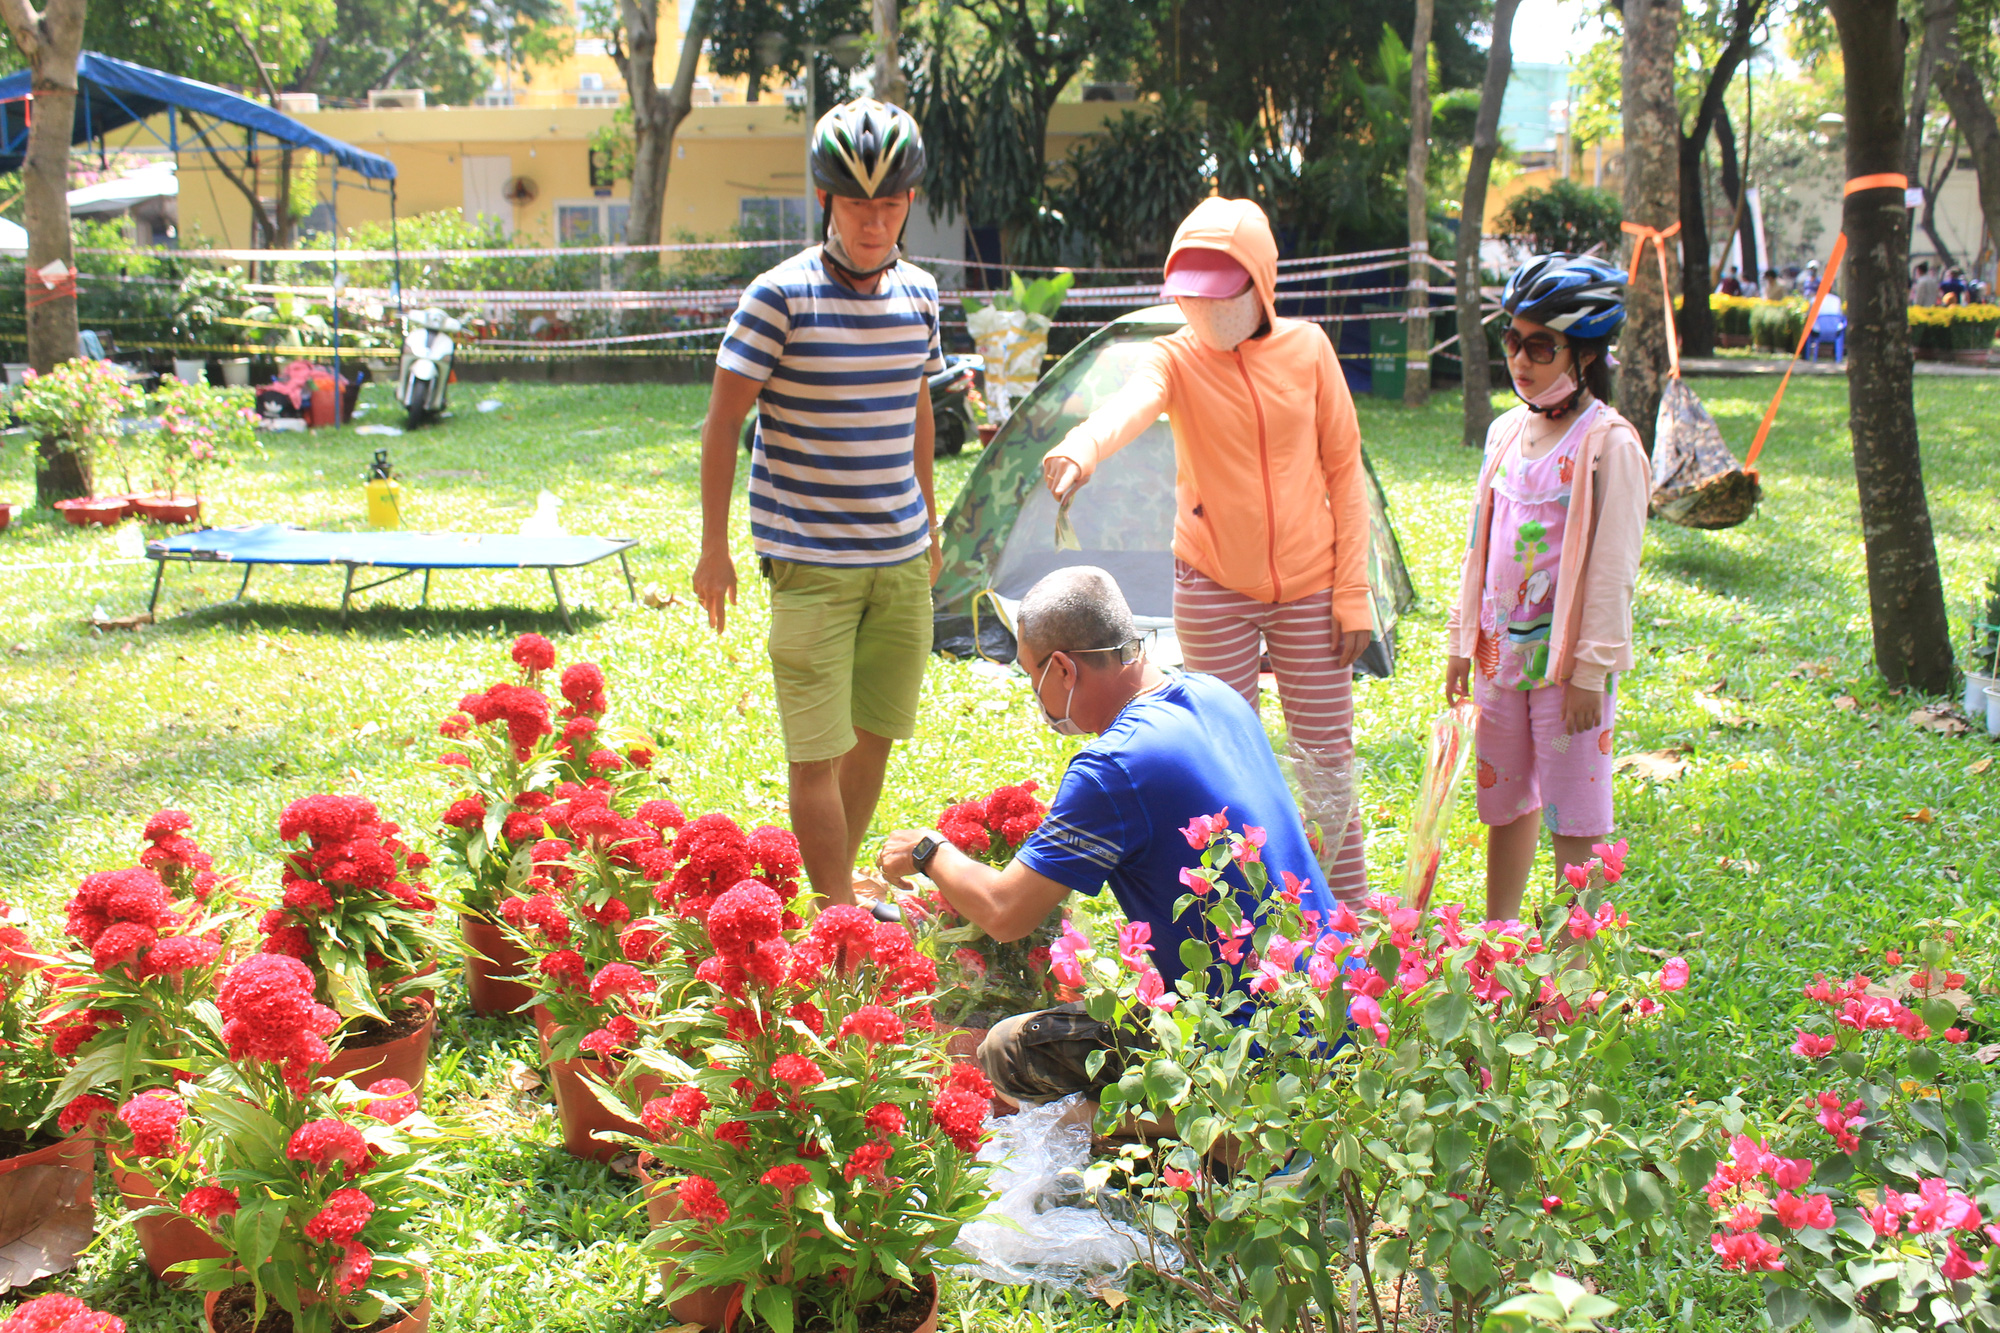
[1620,219,1684,380]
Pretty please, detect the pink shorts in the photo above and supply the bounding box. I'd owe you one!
[1472,669,1617,836]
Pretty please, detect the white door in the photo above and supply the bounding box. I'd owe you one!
[462,156,513,232]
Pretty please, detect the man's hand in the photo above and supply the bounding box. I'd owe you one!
[1043,456,1082,501]
[929,535,943,586]
[692,546,738,633]
[878,828,944,887]
[1561,682,1604,735]
[1445,654,1472,705]
[1330,624,1371,670]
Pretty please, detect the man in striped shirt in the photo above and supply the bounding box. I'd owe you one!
[694,99,942,905]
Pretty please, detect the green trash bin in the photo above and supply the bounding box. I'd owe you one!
[1366,306,1405,401]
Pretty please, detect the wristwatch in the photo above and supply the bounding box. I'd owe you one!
[910,833,942,875]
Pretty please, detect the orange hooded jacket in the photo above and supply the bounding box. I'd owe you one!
[1043,198,1370,634]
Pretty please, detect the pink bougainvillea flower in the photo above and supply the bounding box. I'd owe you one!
[1772,1192,1835,1230]
[1589,839,1628,880]
[1135,967,1178,1011]
[1218,919,1257,967]
[1944,1027,1968,1044]
[1709,1231,1785,1272]
[1659,957,1690,991]
[1116,921,1153,971]
[1942,1241,1989,1280]
[1048,919,1090,989]
[1163,1166,1199,1190]
[1767,1157,1814,1191]
[1347,994,1390,1045]
[1790,1029,1836,1060]
[1540,1195,1563,1214]
[1233,825,1266,865]
[1178,810,1229,850]
[1812,1091,1866,1154]
[1884,948,1902,966]
[1723,1203,1764,1233]
[1177,865,1211,897]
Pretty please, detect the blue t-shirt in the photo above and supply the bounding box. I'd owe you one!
[1015,672,1335,995]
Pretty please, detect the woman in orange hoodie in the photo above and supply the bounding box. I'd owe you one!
[1041,198,1373,902]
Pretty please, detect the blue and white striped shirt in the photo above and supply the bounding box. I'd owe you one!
[717,249,945,567]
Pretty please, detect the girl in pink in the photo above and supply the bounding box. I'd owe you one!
[1443,254,1649,923]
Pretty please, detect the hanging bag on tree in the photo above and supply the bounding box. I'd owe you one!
[1628,221,1765,529]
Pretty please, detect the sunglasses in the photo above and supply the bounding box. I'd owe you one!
[1502,330,1569,365]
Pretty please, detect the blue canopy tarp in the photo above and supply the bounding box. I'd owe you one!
[0,52,395,181]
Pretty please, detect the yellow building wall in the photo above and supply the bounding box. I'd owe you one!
[170,101,1138,252]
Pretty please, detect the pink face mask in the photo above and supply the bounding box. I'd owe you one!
[1516,371,1579,413]
[1178,289,1263,352]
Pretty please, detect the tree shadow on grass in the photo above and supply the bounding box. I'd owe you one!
[151,600,609,640]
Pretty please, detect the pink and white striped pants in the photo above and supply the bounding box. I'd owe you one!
[1172,560,1370,903]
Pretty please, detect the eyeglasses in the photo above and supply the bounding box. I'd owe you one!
[1502,330,1568,365]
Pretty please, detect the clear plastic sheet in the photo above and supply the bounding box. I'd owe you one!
[950,1096,1182,1291]
[1279,737,1357,886]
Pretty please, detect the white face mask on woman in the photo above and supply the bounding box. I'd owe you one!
[1178,288,1264,352]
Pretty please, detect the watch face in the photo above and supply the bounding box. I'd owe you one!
[914,835,939,866]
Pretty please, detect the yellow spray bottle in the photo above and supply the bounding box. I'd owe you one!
[365,449,406,529]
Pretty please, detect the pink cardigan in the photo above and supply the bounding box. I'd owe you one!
[1445,403,1649,692]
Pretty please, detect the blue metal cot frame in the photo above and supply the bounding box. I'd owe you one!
[145,525,640,631]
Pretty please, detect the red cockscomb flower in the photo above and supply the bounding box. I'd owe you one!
[179,1184,241,1221]
[929,1087,989,1153]
[57,1094,114,1136]
[512,632,556,675]
[864,1103,907,1137]
[587,961,648,1005]
[677,1174,729,1225]
[362,1078,419,1125]
[336,1242,373,1295]
[641,1087,709,1138]
[117,1090,187,1158]
[770,1054,824,1090]
[286,1119,372,1180]
[706,881,786,959]
[761,1162,812,1204]
[843,1140,893,1187]
[837,1004,906,1051]
[806,905,877,973]
[560,662,607,715]
[304,1188,376,1243]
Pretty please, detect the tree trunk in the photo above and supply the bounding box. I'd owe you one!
[1920,126,1959,267]
[1617,0,1683,454]
[872,0,906,107]
[0,0,88,504]
[617,0,717,287]
[1403,0,1436,408]
[1904,0,1949,182]
[1715,105,1760,281]
[1828,0,1956,694]
[1929,3,2000,269]
[1458,0,1520,446]
[1675,0,1763,358]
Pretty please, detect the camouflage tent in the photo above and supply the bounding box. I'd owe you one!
[933,305,1417,677]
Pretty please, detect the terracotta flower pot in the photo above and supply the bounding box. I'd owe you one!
[643,1174,741,1331]
[536,1005,660,1162]
[133,493,202,525]
[111,1153,228,1282]
[204,1272,431,1333]
[54,496,129,527]
[321,999,435,1097]
[0,1133,95,1284]
[461,914,534,1017]
[977,423,999,446]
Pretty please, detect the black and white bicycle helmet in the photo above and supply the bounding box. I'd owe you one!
[1501,253,1628,340]
[809,98,926,200]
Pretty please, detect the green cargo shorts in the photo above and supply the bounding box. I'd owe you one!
[975,1002,1155,1105]
[765,555,932,764]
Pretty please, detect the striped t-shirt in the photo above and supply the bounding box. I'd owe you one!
[716,249,945,567]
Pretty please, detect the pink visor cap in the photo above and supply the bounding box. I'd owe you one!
[1161,248,1252,299]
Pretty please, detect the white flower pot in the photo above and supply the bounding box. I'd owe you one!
[220,358,251,388]
[173,357,208,385]
[1968,672,1997,719]
[1986,684,2000,739]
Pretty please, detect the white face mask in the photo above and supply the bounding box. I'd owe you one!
[1517,371,1579,415]
[823,217,900,279]
[1178,288,1263,352]
[1031,654,1087,737]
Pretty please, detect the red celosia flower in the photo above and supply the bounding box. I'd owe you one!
[143,810,194,841]
[91,921,160,973]
[786,1001,825,1035]
[761,1163,812,1203]
[336,1242,373,1295]
[843,1140,893,1187]
[953,947,989,978]
[139,934,220,978]
[579,1013,639,1056]
[620,925,669,962]
[537,950,588,992]
[438,714,472,739]
[282,881,336,914]
[57,1094,114,1135]
[587,962,648,1005]
[864,1103,906,1137]
[677,1174,729,1225]
[586,748,622,773]
[642,1087,709,1138]
[0,1294,103,1333]
[807,905,877,973]
[304,1187,376,1243]
[770,1054,824,1090]
[217,953,340,1083]
[117,1090,187,1158]
[707,881,786,959]
[362,1078,419,1125]
[939,1063,994,1101]
[512,632,556,674]
[442,796,486,830]
[929,1087,989,1153]
[938,800,990,855]
[719,1004,766,1041]
[501,811,545,844]
[287,1119,372,1180]
[560,662,608,714]
[180,1184,241,1221]
[837,1005,906,1051]
[278,794,378,845]
[636,799,685,831]
[577,896,633,928]
[48,1008,118,1058]
[714,1120,751,1150]
[745,825,803,890]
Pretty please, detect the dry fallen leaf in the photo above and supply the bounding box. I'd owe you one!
[1901,808,1936,825]
[504,1060,542,1094]
[1716,857,1762,876]
[1974,1045,2000,1065]
[641,585,683,610]
[1788,659,1835,679]
[1702,678,1729,696]
[1085,1281,1130,1311]
[732,689,754,716]
[1614,747,1692,782]
[1970,757,1995,775]
[85,611,153,632]
[1832,694,1859,711]
[1907,706,1970,736]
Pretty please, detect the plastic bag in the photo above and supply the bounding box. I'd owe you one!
[1400,701,1478,914]
[1279,737,1357,886]
[950,1096,1181,1291]
[965,308,1052,425]
[1649,377,1762,530]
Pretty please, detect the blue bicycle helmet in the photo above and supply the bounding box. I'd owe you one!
[1502,253,1627,340]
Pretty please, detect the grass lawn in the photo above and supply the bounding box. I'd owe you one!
[0,372,1996,1330]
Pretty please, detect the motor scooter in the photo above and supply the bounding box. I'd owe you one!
[396,308,462,427]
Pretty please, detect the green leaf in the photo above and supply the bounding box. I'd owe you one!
[1143,1058,1191,1105]
[1805,1290,1859,1333]
[238,1198,287,1276]
[1501,1032,1541,1057]
[1762,1282,1808,1332]
[1582,1087,1621,1126]
[1179,938,1211,976]
[1424,992,1471,1043]
[1906,1045,1942,1082]
[1436,1126,1475,1174]
[1448,1237,1499,1296]
[754,1283,796,1333]
[1622,1169,1664,1222]
[1951,1089,1989,1143]
[1485,1137,1535,1197]
[1678,1143,1718,1192]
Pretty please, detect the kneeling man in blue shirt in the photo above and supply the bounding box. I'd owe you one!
[879,565,1334,1106]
